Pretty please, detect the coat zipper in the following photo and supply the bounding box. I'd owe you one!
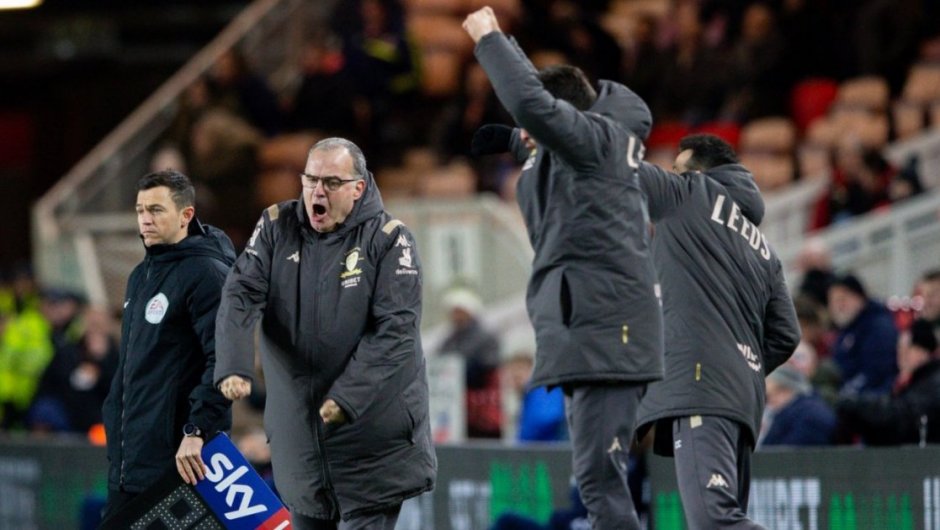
[309,235,338,514]
[120,256,151,487]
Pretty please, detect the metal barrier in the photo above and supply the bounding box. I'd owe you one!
[30,0,328,307]
[779,189,940,298]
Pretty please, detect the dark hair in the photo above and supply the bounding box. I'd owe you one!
[309,137,369,180]
[678,134,739,171]
[538,65,597,111]
[137,170,195,210]
[922,269,940,283]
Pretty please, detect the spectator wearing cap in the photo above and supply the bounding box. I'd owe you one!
[828,273,899,396]
[837,319,940,445]
[438,286,502,438]
[759,364,836,447]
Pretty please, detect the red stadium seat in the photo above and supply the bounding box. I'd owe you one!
[693,121,741,149]
[790,78,838,132]
[645,121,690,150]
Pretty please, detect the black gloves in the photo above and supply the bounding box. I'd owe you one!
[471,124,514,156]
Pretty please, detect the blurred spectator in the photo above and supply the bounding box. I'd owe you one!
[502,353,566,443]
[287,33,361,139]
[189,109,263,248]
[795,237,834,308]
[887,155,924,203]
[28,305,118,434]
[432,62,515,192]
[917,269,940,343]
[0,288,55,429]
[621,12,664,106]
[207,48,283,137]
[335,0,421,164]
[721,2,791,122]
[760,364,836,447]
[526,0,623,81]
[855,0,924,95]
[794,294,832,360]
[814,140,893,227]
[653,0,728,124]
[837,318,940,445]
[438,287,502,439]
[829,273,899,396]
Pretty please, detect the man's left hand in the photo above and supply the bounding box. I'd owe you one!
[320,399,347,425]
[463,6,501,43]
[176,436,206,485]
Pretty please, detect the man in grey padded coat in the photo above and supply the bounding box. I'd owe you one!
[214,137,435,530]
[636,134,800,529]
[464,8,663,530]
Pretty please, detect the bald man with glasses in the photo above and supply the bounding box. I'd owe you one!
[215,137,436,530]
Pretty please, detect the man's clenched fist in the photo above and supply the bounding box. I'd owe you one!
[462,6,502,43]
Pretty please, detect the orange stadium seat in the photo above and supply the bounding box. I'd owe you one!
[739,117,796,154]
[836,76,890,112]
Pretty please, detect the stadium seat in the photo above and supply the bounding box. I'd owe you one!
[407,13,472,55]
[738,152,795,191]
[902,62,940,104]
[797,143,832,180]
[402,0,464,16]
[789,78,838,132]
[835,76,890,112]
[892,100,925,140]
[694,121,741,149]
[418,49,463,97]
[829,106,889,148]
[739,117,796,154]
[646,121,690,150]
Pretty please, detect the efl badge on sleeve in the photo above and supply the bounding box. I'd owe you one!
[100,433,290,530]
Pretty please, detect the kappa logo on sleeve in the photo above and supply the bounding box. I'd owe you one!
[396,246,418,276]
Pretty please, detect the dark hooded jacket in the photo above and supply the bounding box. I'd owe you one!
[103,219,235,492]
[214,171,435,520]
[475,32,663,387]
[635,163,800,454]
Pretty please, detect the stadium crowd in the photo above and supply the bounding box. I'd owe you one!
[2,1,940,527]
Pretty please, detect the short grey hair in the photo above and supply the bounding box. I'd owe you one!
[309,137,368,180]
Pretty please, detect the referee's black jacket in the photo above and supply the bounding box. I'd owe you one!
[103,219,235,492]
[635,162,801,455]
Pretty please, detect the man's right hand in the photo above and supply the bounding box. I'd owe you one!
[219,375,251,400]
[463,6,502,43]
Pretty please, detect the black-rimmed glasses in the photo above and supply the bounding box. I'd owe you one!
[300,173,361,192]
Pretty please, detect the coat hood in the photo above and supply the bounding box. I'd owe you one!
[144,217,237,265]
[705,163,765,225]
[295,170,385,235]
[590,80,653,141]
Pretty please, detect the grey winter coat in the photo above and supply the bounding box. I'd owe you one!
[214,172,436,520]
[475,32,664,388]
[635,162,801,453]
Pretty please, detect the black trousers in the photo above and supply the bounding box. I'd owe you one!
[291,504,401,530]
[564,382,646,530]
[100,489,138,525]
[672,415,766,529]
